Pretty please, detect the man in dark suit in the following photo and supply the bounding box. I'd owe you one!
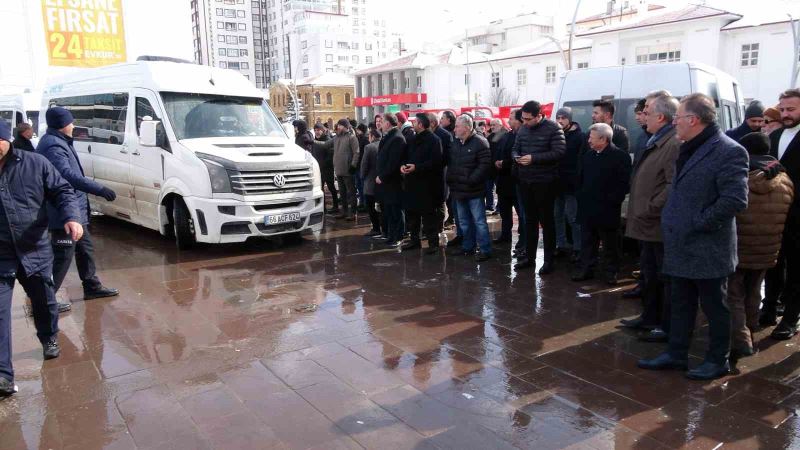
[638,93,749,380]
[571,123,631,285]
[375,113,406,246]
[764,89,800,339]
[592,99,629,153]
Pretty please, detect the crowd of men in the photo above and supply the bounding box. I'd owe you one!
[295,88,800,380]
[0,107,119,397]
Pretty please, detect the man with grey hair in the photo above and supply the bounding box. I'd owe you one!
[572,123,631,285]
[621,93,681,343]
[638,93,748,381]
[446,114,493,261]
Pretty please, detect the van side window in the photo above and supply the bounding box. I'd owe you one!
[136,97,161,135]
[51,93,128,145]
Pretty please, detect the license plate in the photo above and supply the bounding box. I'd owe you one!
[265,212,300,225]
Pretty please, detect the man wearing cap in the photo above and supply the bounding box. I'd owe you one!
[0,120,83,397]
[314,119,360,220]
[726,101,765,142]
[36,106,119,309]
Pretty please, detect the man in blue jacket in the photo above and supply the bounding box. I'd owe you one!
[0,121,83,396]
[36,107,118,308]
[638,93,749,380]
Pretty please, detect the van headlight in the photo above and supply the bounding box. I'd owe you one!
[200,158,232,193]
[311,159,322,189]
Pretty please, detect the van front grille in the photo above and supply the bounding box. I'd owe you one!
[228,166,312,196]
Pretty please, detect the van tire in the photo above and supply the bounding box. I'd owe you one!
[173,197,195,250]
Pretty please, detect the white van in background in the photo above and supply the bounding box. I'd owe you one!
[554,62,745,150]
[0,94,31,137]
[42,57,324,249]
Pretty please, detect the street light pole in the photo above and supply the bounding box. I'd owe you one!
[790,13,800,88]
[567,0,583,70]
[465,30,471,107]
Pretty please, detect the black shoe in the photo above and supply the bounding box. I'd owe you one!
[771,321,798,340]
[425,245,440,255]
[385,240,401,247]
[475,253,492,262]
[637,352,688,371]
[57,302,71,314]
[514,258,535,270]
[365,229,382,237]
[492,236,511,244]
[372,235,388,240]
[554,248,571,258]
[731,346,756,358]
[538,262,554,275]
[0,377,18,397]
[605,273,618,286]
[446,236,463,248]
[512,248,526,258]
[622,285,644,299]
[83,286,119,300]
[571,270,594,282]
[777,303,786,317]
[43,339,60,360]
[639,328,668,343]
[619,317,653,330]
[686,361,730,380]
[401,241,421,251]
[759,307,778,327]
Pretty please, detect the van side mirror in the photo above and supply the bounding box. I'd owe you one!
[140,119,165,147]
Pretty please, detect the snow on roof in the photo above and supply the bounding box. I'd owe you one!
[576,4,741,36]
[576,3,666,24]
[721,2,800,30]
[480,37,593,62]
[272,72,354,87]
[352,47,490,76]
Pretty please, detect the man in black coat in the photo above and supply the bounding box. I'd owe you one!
[494,110,523,245]
[12,123,35,151]
[726,101,765,143]
[572,123,631,285]
[446,114,493,262]
[293,120,314,153]
[376,113,406,246]
[313,123,338,213]
[355,123,369,212]
[592,99,629,153]
[764,89,800,339]
[0,121,83,396]
[512,101,566,274]
[554,107,585,262]
[402,113,444,253]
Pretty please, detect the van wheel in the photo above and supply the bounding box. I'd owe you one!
[173,198,196,250]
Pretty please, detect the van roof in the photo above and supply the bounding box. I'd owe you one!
[43,60,265,99]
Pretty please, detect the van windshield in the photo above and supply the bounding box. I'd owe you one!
[160,92,284,140]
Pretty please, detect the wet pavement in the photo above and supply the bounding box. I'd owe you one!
[3,212,800,450]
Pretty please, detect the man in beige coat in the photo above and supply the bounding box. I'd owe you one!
[730,132,794,357]
[314,119,360,220]
[620,92,681,343]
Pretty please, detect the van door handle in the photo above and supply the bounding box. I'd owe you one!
[120,149,128,154]
[87,145,92,154]
[132,151,141,156]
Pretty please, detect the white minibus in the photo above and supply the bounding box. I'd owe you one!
[42,57,324,249]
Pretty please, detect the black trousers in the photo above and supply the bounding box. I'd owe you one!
[639,241,670,331]
[518,181,556,263]
[579,225,620,275]
[407,206,444,245]
[383,203,404,243]
[775,222,800,325]
[52,227,101,293]
[336,175,357,213]
[497,194,522,241]
[365,195,381,233]
[322,167,338,209]
[0,265,59,382]
[668,276,730,365]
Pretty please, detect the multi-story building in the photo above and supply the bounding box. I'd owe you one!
[192,0,401,90]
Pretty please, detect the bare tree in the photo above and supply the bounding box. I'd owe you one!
[484,87,520,107]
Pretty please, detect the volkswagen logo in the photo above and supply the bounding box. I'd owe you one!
[273,174,286,188]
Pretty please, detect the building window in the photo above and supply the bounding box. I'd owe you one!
[325,54,333,62]
[303,54,308,63]
[577,62,589,69]
[314,92,321,104]
[301,40,307,49]
[404,77,410,90]
[345,93,351,105]
[218,35,225,42]
[303,69,309,77]
[236,10,245,18]
[416,76,421,88]
[517,69,527,86]
[219,48,226,56]
[237,23,246,30]
[216,21,224,29]
[491,72,500,88]
[545,66,556,84]
[227,48,239,57]
[226,35,237,44]
[635,43,681,64]
[239,36,247,44]
[352,55,359,64]
[741,43,759,67]
[338,41,348,49]
[352,42,359,50]
[326,92,332,105]
[338,55,348,62]
[216,8,223,15]
[219,61,228,68]
[241,62,249,69]
[325,40,333,48]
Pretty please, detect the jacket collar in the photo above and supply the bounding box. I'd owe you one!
[676,126,722,182]
[45,127,74,145]
[649,124,676,148]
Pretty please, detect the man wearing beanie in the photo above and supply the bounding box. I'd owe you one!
[726,100,765,142]
[0,120,83,396]
[553,106,585,263]
[313,118,360,220]
[728,132,793,357]
[37,106,119,308]
[396,112,415,146]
